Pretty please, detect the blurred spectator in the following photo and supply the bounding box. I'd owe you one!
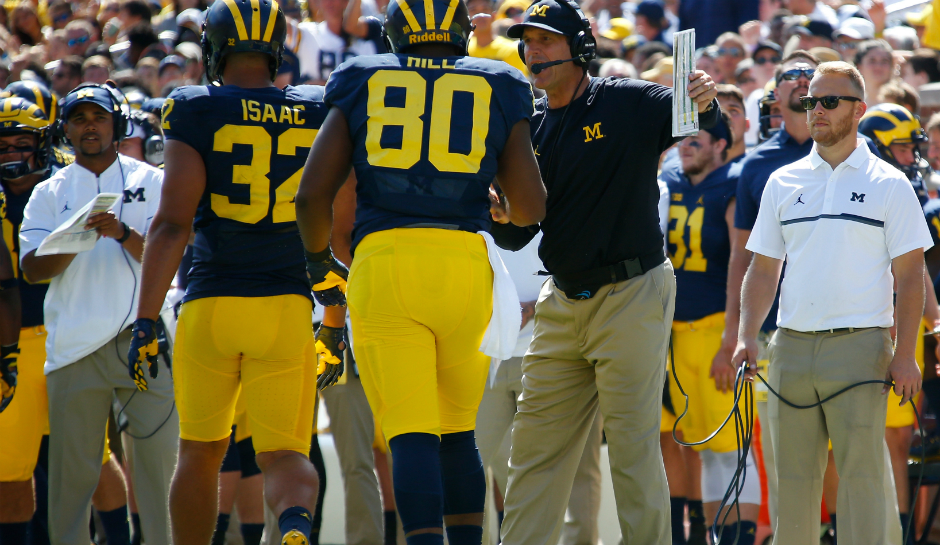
[289,0,382,85]
[134,55,159,95]
[715,32,747,83]
[119,110,163,166]
[783,0,837,26]
[634,0,669,45]
[598,17,632,55]
[65,20,94,56]
[678,0,758,49]
[598,58,637,78]
[925,112,940,170]
[119,0,151,32]
[808,46,839,63]
[695,46,717,77]
[174,41,202,82]
[157,54,183,92]
[50,55,83,96]
[98,0,122,27]
[903,48,940,89]
[633,40,671,74]
[855,39,894,105]
[586,0,623,33]
[751,41,781,89]
[274,49,300,89]
[790,16,834,50]
[466,0,526,74]
[882,26,919,52]
[123,22,159,68]
[767,8,792,46]
[716,84,748,159]
[175,8,203,44]
[11,3,43,46]
[48,0,72,30]
[735,58,760,97]
[81,56,111,84]
[47,29,69,62]
[492,0,527,36]
[640,55,672,87]
[833,17,874,60]
[878,80,921,116]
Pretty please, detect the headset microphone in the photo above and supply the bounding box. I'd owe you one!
[530,56,581,74]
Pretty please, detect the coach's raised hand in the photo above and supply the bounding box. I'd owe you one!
[688,70,718,112]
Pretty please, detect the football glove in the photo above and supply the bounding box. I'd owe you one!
[0,343,19,413]
[128,318,160,391]
[305,248,349,307]
[315,324,345,390]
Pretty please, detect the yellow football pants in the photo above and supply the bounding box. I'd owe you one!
[669,312,744,453]
[0,327,48,481]
[885,318,927,428]
[348,228,493,441]
[173,294,316,455]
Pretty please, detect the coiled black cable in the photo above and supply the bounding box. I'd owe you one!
[669,337,925,545]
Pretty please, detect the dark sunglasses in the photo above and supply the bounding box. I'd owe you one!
[0,144,35,154]
[778,67,815,82]
[718,47,743,57]
[800,95,861,110]
[754,55,781,65]
[67,34,89,48]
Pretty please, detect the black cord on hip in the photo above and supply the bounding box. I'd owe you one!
[669,336,925,545]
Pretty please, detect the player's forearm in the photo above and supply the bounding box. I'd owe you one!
[895,252,926,359]
[20,251,77,283]
[296,192,334,254]
[120,228,146,263]
[724,246,750,346]
[342,0,367,38]
[0,288,21,345]
[136,219,190,320]
[738,254,782,341]
[322,305,346,328]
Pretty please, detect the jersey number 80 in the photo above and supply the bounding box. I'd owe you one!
[366,70,491,174]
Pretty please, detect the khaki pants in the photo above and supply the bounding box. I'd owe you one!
[46,330,179,545]
[502,262,676,545]
[323,373,385,545]
[768,327,893,545]
[476,356,603,545]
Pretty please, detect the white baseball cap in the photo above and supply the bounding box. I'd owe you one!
[834,17,875,41]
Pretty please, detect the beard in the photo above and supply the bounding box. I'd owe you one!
[787,87,807,113]
[683,155,715,177]
[809,113,855,147]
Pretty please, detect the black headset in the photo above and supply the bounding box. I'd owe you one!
[128,109,165,166]
[59,82,131,145]
[516,0,596,68]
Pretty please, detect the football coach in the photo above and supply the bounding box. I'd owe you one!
[488,1,720,543]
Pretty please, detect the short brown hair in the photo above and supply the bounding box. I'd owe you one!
[878,80,920,115]
[774,50,820,81]
[814,61,866,98]
[926,112,940,134]
[716,84,745,110]
[82,55,111,76]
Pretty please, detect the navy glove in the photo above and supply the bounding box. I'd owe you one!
[128,318,160,391]
[305,247,349,307]
[0,343,19,413]
[315,324,346,390]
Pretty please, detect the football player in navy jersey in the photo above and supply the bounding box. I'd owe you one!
[128,1,338,544]
[294,0,545,543]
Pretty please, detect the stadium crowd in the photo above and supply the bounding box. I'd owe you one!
[4,0,940,544]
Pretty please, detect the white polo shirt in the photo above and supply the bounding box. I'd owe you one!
[19,155,163,373]
[746,140,932,332]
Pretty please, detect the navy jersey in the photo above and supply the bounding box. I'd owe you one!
[925,198,940,247]
[1,184,49,327]
[325,54,534,251]
[162,84,329,303]
[664,161,737,322]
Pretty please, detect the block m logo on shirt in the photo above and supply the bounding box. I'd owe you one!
[123,188,146,203]
[583,122,605,142]
[851,192,866,203]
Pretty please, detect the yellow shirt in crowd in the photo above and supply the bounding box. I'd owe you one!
[468,34,528,76]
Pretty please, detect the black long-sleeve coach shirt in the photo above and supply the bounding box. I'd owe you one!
[494,76,720,278]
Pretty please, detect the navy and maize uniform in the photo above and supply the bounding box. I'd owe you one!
[162,84,329,455]
[325,53,532,440]
[0,186,52,482]
[662,161,743,453]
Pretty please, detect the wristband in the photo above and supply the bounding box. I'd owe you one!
[304,246,332,262]
[0,277,18,290]
[116,222,131,244]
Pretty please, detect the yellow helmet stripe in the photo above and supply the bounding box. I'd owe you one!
[223,0,250,41]
[865,110,922,145]
[424,0,436,30]
[250,0,261,39]
[439,0,458,31]
[398,0,423,33]
[262,0,280,41]
[29,84,45,118]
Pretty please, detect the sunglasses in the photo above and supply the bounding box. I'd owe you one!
[0,144,34,154]
[718,47,743,57]
[67,34,89,48]
[799,95,861,110]
[754,55,781,65]
[778,68,815,82]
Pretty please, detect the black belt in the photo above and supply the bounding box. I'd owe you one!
[549,251,667,300]
[785,327,874,335]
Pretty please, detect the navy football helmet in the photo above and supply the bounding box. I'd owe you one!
[384,0,472,55]
[202,0,287,84]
